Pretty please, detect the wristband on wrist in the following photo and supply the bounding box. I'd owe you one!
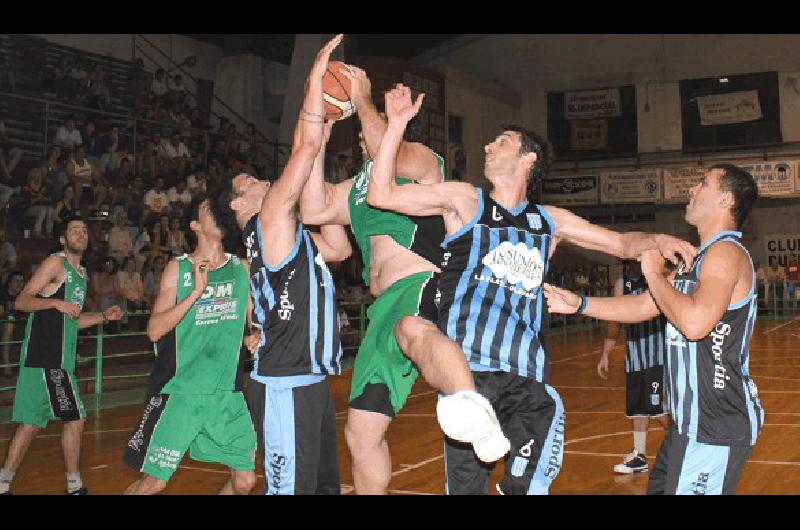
[576,295,588,315]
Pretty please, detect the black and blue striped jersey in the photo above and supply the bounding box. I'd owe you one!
[243,215,342,379]
[665,230,764,446]
[436,188,554,381]
[622,273,666,373]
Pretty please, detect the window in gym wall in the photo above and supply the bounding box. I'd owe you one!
[680,71,781,151]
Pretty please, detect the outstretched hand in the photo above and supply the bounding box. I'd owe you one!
[384,84,424,125]
[309,34,344,84]
[542,283,582,315]
[653,234,696,269]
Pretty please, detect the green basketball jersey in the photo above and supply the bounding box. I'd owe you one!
[21,253,87,372]
[347,153,446,285]
[148,254,249,396]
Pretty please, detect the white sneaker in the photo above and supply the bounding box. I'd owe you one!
[436,390,511,463]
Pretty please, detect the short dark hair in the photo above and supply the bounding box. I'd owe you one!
[56,214,85,239]
[206,181,243,251]
[502,124,552,182]
[710,163,758,229]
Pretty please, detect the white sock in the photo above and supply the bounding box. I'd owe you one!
[633,430,647,455]
[66,472,82,493]
[0,468,14,494]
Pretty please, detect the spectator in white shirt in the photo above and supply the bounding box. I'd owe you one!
[167,178,192,209]
[151,69,168,102]
[141,176,170,229]
[54,116,83,151]
[158,132,193,177]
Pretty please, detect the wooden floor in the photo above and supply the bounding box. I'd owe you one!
[2,315,800,495]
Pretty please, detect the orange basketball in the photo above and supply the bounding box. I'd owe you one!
[323,61,355,121]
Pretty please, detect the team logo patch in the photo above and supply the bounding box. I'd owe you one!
[526,213,542,231]
[481,241,544,290]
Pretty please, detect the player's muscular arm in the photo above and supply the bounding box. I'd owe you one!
[543,282,661,324]
[147,258,208,342]
[261,35,341,267]
[544,206,697,268]
[79,305,122,330]
[14,255,66,313]
[643,244,744,341]
[366,85,475,227]
[298,116,351,227]
[311,226,352,263]
[346,67,442,184]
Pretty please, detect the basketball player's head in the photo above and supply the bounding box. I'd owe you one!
[59,215,88,255]
[215,173,272,232]
[685,164,758,230]
[189,190,237,251]
[484,125,551,193]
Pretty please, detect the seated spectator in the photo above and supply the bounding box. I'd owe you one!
[54,115,83,151]
[41,145,69,200]
[128,58,150,107]
[22,167,54,239]
[0,229,17,285]
[90,257,123,314]
[81,119,104,167]
[97,126,120,175]
[168,74,189,108]
[165,217,189,256]
[140,176,170,229]
[150,68,168,103]
[186,171,207,198]
[50,55,72,99]
[167,178,192,209]
[52,184,78,237]
[67,145,108,212]
[143,254,166,308]
[115,256,145,329]
[108,211,134,264]
[158,131,194,178]
[86,64,111,110]
[0,271,25,378]
[137,139,162,179]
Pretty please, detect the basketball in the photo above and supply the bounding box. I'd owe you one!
[323,61,355,121]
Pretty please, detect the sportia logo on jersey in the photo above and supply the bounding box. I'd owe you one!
[278,269,296,321]
[480,241,544,291]
[710,322,732,390]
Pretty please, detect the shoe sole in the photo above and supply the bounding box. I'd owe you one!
[613,466,648,475]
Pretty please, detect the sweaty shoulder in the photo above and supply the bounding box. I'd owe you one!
[703,240,749,274]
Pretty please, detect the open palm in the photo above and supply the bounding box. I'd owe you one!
[385,84,424,125]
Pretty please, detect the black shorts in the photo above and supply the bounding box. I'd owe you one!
[445,371,565,495]
[626,365,667,418]
[247,377,340,495]
[349,382,395,417]
[647,426,752,495]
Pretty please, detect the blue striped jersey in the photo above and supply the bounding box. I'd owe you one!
[622,273,666,373]
[243,215,342,380]
[436,188,554,381]
[665,230,765,446]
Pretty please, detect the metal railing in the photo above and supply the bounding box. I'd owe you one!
[0,90,292,179]
[0,301,371,396]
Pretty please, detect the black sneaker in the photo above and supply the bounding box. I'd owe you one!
[66,487,88,495]
[613,450,648,474]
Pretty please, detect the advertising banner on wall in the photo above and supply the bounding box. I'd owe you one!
[541,175,599,206]
[696,90,763,126]
[565,88,621,119]
[662,167,707,202]
[599,170,661,204]
[738,161,797,196]
[570,119,608,151]
[764,234,800,267]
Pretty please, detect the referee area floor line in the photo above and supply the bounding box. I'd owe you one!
[762,315,800,334]
[551,348,602,364]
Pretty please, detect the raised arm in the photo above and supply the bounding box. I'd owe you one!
[260,34,342,267]
[366,85,476,229]
[641,243,747,341]
[345,67,443,184]
[544,205,697,268]
[146,257,208,343]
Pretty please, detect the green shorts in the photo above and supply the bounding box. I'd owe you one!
[12,366,86,428]
[349,271,438,415]
[123,391,257,482]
